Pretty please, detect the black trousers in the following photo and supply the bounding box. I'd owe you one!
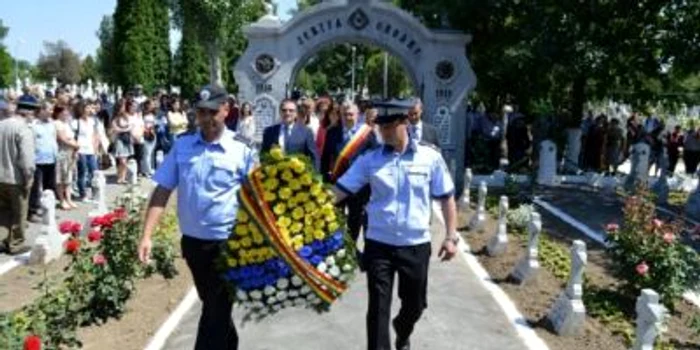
[345,187,370,242]
[28,163,56,214]
[181,235,238,350]
[364,240,431,350]
[668,150,680,174]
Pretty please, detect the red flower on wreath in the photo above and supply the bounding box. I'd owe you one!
[636,262,649,276]
[65,239,81,254]
[92,253,107,265]
[87,230,103,243]
[23,335,41,350]
[59,220,82,236]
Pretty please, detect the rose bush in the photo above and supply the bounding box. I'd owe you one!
[606,190,700,308]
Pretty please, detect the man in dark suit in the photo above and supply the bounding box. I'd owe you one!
[261,99,319,170]
[321,101,377,242]
[408,98,440,148]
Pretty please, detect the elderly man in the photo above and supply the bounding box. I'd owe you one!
[0,95,38,255]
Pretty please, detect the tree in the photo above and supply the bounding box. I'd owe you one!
[80,55,99,84]
[0,19,12,88]
[36,40,82,85]
[365,52,413,98]
[172,12,209,99]
[96,15,117,85]
[113,0,171,93]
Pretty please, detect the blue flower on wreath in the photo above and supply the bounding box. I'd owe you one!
[309,255,323,266]
[299,246,313,258]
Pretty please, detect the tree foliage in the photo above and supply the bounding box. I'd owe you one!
[36,41,82,85]
[96,15,117,86]
[0,19,12,88]
[80,55,99,84]
[172,8,209,100]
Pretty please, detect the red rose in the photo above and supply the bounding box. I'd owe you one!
[652,219,663,229]
[113,207,126,219]
[636,262,649,276]
[605,223,619,232]
[65,239,81,254]
[92,253,107,265]
[87,230,103,243]
[59,220,77,235]
[23,335,41,350]
[663,232,675,244]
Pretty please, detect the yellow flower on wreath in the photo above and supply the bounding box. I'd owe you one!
[304,232,315,244]
[277,216,292,228]
[316,192,329,204]
[263,178,279,192]
[279,227,292,245]
[227,240,240,251]
[304,201,317,213]
[290,222,304,234]
[287,198,298,209]
[292,207,305,220]
[236,210,249,224]
[315,220,326,230]
[264,165,279,178]
[310,183,322,196]
[270,147,284,161]
[249,223,260,235]
[300,173,313,186]
[313,230,326,240]
[273,203,287,215]
[289,179,302,191]
[289,157,306,173]
[325,213,337,222]
[281,170,294,182]
[295,192,310,203]
[227,257,238,268]
[327,222,340,232]
[278,187,293,200]
[263,191,277,202]
[240,237,252,248]
[252,233,264,245]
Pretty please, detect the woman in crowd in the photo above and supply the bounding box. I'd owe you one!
[167,97,188,141]
[28,101,58,220]
[237,101,256,142]
[54,104,79,210]
[605,118,624,175]
[299,98,320,137]
[683,122,700,176]
[667,125,684,174]
[72,100,100,201]
[126,98,145,176]
[141,100,157,177]
[110,99,134,184]
[315,97,338,154]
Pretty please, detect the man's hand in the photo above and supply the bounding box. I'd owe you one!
[438,239,457,262]
[138,236,152,264]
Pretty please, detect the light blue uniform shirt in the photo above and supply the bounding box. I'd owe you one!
[32,120,57,165]
[153,128,255,241]
[337,139,455,246]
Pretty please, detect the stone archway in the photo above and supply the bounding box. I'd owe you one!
[234,0,477,192]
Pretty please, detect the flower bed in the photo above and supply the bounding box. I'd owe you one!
[221,148,358,320]
[0,189,180,349]
[460,194,700,350]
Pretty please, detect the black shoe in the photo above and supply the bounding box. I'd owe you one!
[392,319,410,350]
[8,245,31,256]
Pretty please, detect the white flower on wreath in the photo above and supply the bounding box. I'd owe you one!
[317,262,328,273]
[267,296,277,304]
[236,290,249,301]
[294,298,306,306]
[276,290,288,301]
[283,300,293,308]
[272,304,282,311]
[277,278,290,290]
[250,290,263,300]
[325,256,336,266]
[264,285,276,296]
[342,264,353,272]
[300,286,311,295]
[259,308,269,316]
[306,294,316,301]
[253,301,264,309]
[288,290,299,298]
[329,265,340,278]
[291,275,303,286]
[336,249,346,259]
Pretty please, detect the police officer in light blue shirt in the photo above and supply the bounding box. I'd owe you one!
[332,100,459,350]
[138,84,254,350]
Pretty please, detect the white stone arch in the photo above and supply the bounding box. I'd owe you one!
[234,0,477,192]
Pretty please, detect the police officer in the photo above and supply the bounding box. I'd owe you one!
[332,101,458,350]
[138,85,255,350]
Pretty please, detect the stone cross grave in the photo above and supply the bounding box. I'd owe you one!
[512,211,542,284]
[28,191,67,265]
[461,168,473,208]
[624,142,650,192]
[127,159,138,185]
[633,289,667,350]
[90,170,109,216]
[686,168,700,221]
[469,181,487,230]
[547,240,587,336]
[537,140,557,186]
[651,148,670,204]
[487,196,509,256]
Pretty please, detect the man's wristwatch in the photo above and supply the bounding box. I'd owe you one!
[444,235,460,245]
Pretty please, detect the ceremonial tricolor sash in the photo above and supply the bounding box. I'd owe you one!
[330,125,373,182]
[238,168,347,304]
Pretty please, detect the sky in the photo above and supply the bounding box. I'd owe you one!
[2,0,297,63]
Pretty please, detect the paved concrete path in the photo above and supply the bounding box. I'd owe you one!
[164,221,529,350]
[0,169,154,266]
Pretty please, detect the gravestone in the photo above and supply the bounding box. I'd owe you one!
[127,159,138,185]
[633,289,667,350]
[686,170,700,221]
[155,150,165,169]
[547,240,587,336]
[624,143,650,192]
[469,181,487,230]
[461,168,473,208]
[28,191,67,264]
[512,211,542,284]
[651,149,670,204]
[537,140,557,186]
[564,128,582,172]
[487,196,509,256]
[90,170,108,216]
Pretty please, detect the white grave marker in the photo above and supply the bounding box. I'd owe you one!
[547,240,587,336]
[28,191,67,264]
[512,211,542,284]
[469,181,487,230]
[537,140,557,186]
[487,196,509,256]
[633,289,667,350]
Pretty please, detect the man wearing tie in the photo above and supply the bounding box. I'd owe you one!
[321,101,378,242]
[261,99,319,170]
[407,98,440,148]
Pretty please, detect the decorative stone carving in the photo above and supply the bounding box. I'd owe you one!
[624,143,650,192]
[537,140,557,186]
[633,289,667,350]
[435,60,455,81]
[547,240,587,336]
[348,8,370,31]
[512,211,542,284]
[28,191,66,265]
[254,54,276,75]
[469,181,487,230]
[487,196,509,256]
[432,105,452,146]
